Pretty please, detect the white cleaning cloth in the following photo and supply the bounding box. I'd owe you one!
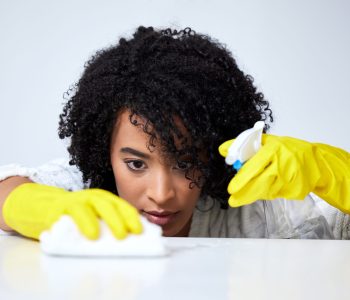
[40,215,167,257]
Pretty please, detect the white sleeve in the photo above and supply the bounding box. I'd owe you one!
[0,158,86,191]
[310,193,350,239]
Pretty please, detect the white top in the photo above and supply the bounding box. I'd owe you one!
[1,159,349,239]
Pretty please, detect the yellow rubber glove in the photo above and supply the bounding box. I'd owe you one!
[219,134,350,214]
[3,183,143,240]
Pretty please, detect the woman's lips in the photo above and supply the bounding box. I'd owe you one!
[142,210,178,226]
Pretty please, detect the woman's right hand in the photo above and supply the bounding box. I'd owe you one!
[2,183,143,240]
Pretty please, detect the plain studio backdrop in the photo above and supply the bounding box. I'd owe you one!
[0,0,349,167]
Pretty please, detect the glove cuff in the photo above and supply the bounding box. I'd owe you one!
[3,183,68,239]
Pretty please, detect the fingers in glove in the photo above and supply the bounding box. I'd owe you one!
[91,197,129,240]
[67,204,100,240]
[89,189,142,238]
[228,164,280,207]
[227,142,276,194]
[218,139,235,157]
[113,198,143,235]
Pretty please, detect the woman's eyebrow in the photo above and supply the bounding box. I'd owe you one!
[120,147,151,159]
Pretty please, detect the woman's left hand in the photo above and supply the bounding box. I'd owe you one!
[219,134,350,213]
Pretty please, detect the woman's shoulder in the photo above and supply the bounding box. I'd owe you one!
[189,196,268,238]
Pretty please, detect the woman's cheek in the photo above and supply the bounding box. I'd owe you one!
[115,174,145,208]
[175,177,201,205]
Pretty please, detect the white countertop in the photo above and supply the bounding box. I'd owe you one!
[0,235,349,300]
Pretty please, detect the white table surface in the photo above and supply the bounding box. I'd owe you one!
[0,235,349,300]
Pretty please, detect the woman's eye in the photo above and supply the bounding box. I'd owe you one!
[174,160,192,171]
[125,160,146,171]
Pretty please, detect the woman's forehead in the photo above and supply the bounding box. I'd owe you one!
[111,110,191,153]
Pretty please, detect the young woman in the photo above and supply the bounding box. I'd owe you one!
[1,26,349,240]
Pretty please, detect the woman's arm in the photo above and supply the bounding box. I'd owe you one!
[0,176,33,231]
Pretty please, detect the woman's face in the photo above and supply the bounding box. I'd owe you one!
[110,110,202,237]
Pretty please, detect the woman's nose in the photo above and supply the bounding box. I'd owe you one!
[146,171,176,206]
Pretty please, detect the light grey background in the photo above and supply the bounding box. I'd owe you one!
[1,0,349,167]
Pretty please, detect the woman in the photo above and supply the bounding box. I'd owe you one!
[1,26,349,240]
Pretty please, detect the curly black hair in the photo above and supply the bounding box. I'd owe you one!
[58,26,273,209]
